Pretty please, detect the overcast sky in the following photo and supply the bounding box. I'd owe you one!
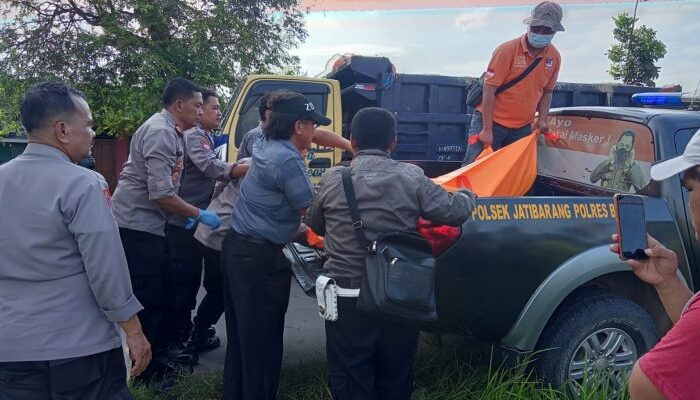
[293,0,700,91]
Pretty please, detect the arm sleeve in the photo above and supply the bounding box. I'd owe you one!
[590,160,611,183]
[545,57,560,91]
[142,129,178,200]
[280,156,315,211]
[237,128,261,161]
[186,132,233,181]
[67,180,143,323]
[306,171,332,236]
[417,176,476,226]
[483,48,513,87]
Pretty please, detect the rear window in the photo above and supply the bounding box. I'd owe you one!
[537,116,654,194]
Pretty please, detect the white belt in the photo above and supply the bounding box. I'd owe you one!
[337,287,360,297]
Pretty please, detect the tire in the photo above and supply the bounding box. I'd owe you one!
[534,290,659,396]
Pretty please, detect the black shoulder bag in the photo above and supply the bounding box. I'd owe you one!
[341,168,438,325]
[466,57,543,108]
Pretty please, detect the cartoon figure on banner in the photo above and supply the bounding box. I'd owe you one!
[589,130,649,192]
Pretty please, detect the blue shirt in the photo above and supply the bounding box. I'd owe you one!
[231,136,314,244]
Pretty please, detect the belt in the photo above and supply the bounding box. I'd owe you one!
[232,231,280,247]
[337,287,360,297]
[332,277,361,290]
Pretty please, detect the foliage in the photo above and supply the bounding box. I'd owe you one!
[132,336,629,400]
[0,0,308,136]
[607,13,667,87]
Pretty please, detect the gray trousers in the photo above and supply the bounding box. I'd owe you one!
[461,110,533,166]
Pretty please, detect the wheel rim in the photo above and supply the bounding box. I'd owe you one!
[567,328,637,396]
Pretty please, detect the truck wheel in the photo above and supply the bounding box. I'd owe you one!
[534,290,658,396]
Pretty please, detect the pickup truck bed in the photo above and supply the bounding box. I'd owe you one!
[285,106,700,393]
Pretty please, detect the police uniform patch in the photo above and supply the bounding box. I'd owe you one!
[546,57,554,69]
[200,137,212,151]
[103,188,113,209]
[172,158,184,184]
[485,69,495,79]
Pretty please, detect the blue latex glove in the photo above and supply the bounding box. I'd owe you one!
[186,209,221,230]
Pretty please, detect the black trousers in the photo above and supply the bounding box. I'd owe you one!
[221,230,291,400]
[167,225,225,337]
[167,224,204,339]
[325,297,420,400]
[119,228,174,373]
[0,348,133,400]
[194,244,225,331]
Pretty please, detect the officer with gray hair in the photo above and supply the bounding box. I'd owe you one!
[0,82,151,399]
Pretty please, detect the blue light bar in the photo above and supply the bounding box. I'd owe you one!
[631,92,684,106]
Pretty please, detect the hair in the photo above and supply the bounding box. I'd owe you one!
[162,77,200,107]
[619,130,636,145]
[263,90,308,141]
[20,82,86,134]
[199,87,219,104]
[683,165,700,186]
[259,92,271,120]
[350,107,397,151]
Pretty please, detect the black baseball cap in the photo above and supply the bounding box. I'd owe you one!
[270,93,332,126]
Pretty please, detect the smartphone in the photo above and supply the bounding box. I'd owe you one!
[613,194,649,260]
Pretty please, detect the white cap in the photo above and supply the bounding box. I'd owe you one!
[651,128,700,181]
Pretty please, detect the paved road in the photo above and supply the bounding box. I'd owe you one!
[195,280,326,373]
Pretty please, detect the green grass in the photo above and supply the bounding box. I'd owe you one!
[131,335,629,400]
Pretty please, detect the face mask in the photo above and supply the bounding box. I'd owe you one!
[527,31,554,48]
[615,147,631,164]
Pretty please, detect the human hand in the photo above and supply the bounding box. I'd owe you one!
[294,222,310,245]
[478,130,493,147]
[535,118,549,134]
[125,331,152,377]
[194,209,221,229]
[610,234,679,287]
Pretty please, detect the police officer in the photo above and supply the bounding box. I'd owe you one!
[0,82,151,399]
[111,78,221,381]
[306,108,475,400]
[221,90,331,400]
[167,88,248,362]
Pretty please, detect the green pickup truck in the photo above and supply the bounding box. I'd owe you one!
[284,106,700,393]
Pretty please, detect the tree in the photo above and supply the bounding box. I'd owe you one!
[607,13,667,87]
[0,0,308,136]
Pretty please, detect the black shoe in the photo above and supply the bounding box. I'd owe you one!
[187,327,221,353]
[206,326,216,338]
[168,341,199,365]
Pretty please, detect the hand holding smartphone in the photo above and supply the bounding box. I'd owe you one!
[613,194,649,260]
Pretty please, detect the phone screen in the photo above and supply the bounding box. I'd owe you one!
[615,194,648,260]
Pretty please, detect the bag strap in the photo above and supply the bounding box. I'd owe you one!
[495,57,543,95]
[341,167,368,248]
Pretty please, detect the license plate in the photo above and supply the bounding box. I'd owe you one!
[436,144,464,153]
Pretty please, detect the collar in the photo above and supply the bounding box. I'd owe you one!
[161,109,182,134]
[280,139,300,155]
[354,149,390,158]
[261,136,302,156]
[23,143,72,163]
[185,124,209,137]
[196,123,213,135]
